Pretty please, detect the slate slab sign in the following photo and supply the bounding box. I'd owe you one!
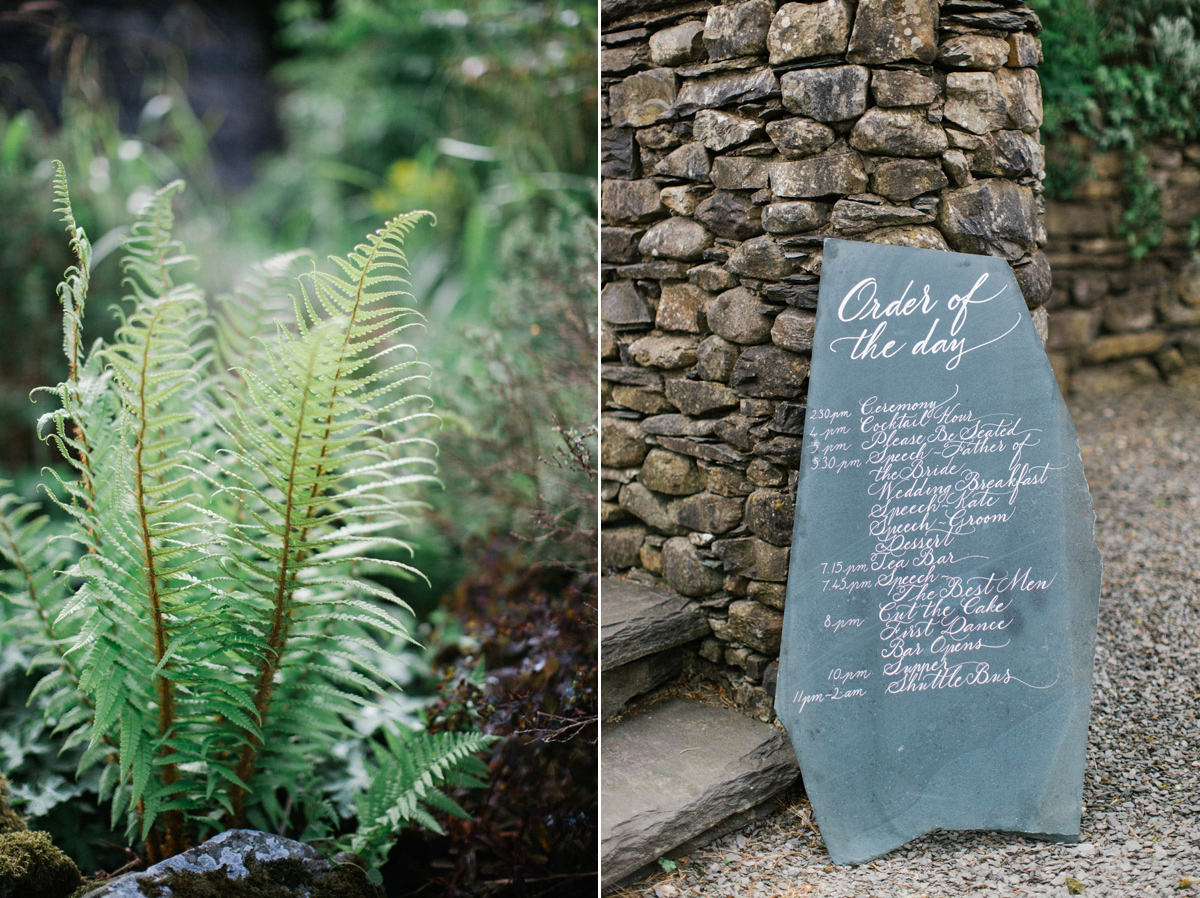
[776,238,1102,865]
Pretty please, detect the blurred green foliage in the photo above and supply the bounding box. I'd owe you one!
[1034,0,1200,257]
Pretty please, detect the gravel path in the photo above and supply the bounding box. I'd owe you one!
[614,374,1200,898]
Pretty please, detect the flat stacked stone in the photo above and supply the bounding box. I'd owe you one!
[601,0,1051,721]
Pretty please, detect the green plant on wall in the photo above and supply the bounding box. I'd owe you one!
[0,163,493,880]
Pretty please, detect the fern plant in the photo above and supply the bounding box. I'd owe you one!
[0,162,493,876]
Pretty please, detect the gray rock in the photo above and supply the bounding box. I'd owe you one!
[602,127,641,179]
[601,651,684,720]
[78,830,356,898]
[696,335,741,382]
[831,198,935,235]
[1014,250,1053,308]
[602,178,664,224]
[871,157,949,201]
[871,69,941,107]
[676,492,745,534]
[772,149,869,198]
[662,536,724,596]
[944,71,1009,135]
[938,34,1011,70]
[727,598,785,654]
[657,282,711,333]
[602,416,651,468]
[659,184,708,216]
[863,224,950,250]
[674,68,779,116]
[771,307,817,352]
[655,142,711,180]
[847,0,939,64]
[618,481,684,534]
[711,536,791,581]
[600,697,799,889]
[688,262,740,293]
[937,178,1036,261]
[704,0,773,60]
[610,69,678,128]
[727,235,800,280]
[600,578,711,670]
[762,200,832,234]
[693,109,765,152]
[781,66,870,123]
[601,226,644,264]
[765,117,837,160]
[710,155,772,190]
[602,524,647,570]
[996,66,1044,133]
[602,280,653,327]
[695,191,763,240]
[640,414,717,438]
[1007,32,1043,68]
[664,379,740,416]
[767,0,853,64]
[971,130,1044,179]
[639,217,714,261]
[641,447,705,496]
[730,345,811,398]
[649,20,706,66]
[708,286,775,344]
[849,107,948,158]
[744,488,795,546]
[627,334,701,369]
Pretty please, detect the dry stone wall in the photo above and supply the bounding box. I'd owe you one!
[601,0,1052,721]
[1044,141,1200,392]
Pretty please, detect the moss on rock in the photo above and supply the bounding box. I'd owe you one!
[0,830,82,898]
[0,775,27,834]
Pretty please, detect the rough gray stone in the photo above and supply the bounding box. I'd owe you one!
[780,66,870,122]
[602,524,647,570]
[78,830,353,898]
[602,280,653,327]
[711,536,791,581]
[996,66,1044,133]
[610,69,678,128]
[870,157,949,201]
[676,492,745,534]
[640,415,717,438]
[650,20,706,66]
[602,226,644,264]
[602,416,651,467]
[656,282,711,333]
[847,0,938,64]
[871,69,941,107]
[704,0,773,60]
[744,488,795,546]
[602,178,664,224]
[831,198,934,235]
[600,578,711,669]
[689,262,740,293]
[600,697,799,889]
[726,235,800,279]
[708,286,775,344]
[938,34,1011,70]
[660,185,708,216]
[765,118,837,160]
[674,68,779,117]
[767,0,853,64]
[944,71,1009,135]
[762,200,832,234]
[695,191,763,240]
[602,127,641,179]
[618,481,684,534]
[638,217,714,261]
[602,652,684,720]
[655,142,711,180]
[971,130,1044,178]
[696,335,741,382]
[662,536,724,596]
[628,334,701,369]
[771,307,817,352]
[1014,250,1053,308]
[664,379,740,415]
[730,345,811,398]
[863,224,950,250]
[849,107,948,158]
[771,148,869,198]
[727,598,785,654]
[641,448,704,495]
[710,155,771,190]
[693,109,765,152]
[937,178,1036,261]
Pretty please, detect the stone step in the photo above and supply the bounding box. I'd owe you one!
[600,578,711,719]
[600,696,801,891]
